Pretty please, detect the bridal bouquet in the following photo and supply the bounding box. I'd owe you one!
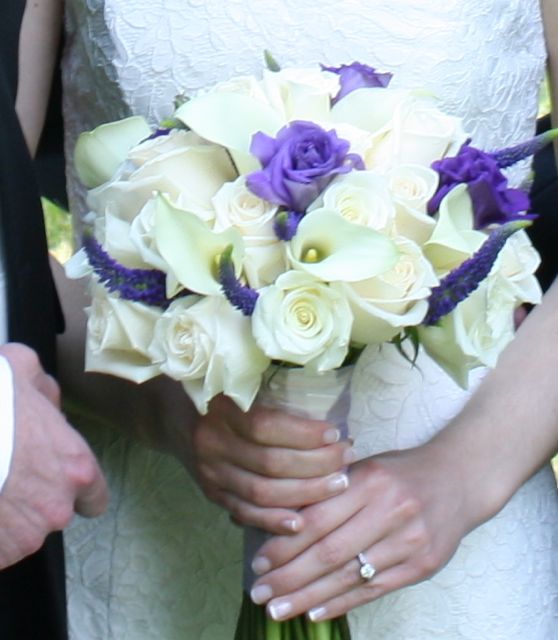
[68,57,551,639]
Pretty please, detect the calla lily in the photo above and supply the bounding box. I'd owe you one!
[287,209,399,281]
[74,116,152,188]
[154,194,244,296]
[175,92,284,174]
[423,184,485,274]
[331,88,409,135]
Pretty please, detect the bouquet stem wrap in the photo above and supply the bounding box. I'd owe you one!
[235,365,354,640]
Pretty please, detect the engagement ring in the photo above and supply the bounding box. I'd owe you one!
[357,552,376,581]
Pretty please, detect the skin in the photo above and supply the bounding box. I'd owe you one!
[0,0,108,570]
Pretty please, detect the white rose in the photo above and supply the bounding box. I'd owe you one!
[262,67,339,122]
[252,270,353,372]
[333,236,438,344]
[87,133,236,224]
[212,176,286,288]
[310,171,396,234]
[338,94,467,174]
[85,284,162,383]
[491,230,542,305]
[419,275,517,388]
[388,164,439,245]
[149,295,270,414]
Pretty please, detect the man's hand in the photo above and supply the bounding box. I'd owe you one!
[0,343,108,569]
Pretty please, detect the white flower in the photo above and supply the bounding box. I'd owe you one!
[87,131,236,225]
[149,295,270,414]
[388,164,439,245]
[333,236,438,344]
[492,230,542,305]
[310,171,396,233]
[333,91,467,173]
[419,275,517,387]
[175,91,284,174]
[85,285,162,383]
[74,116,152,188]
[371,97,467,172]
[252,270,353,372]
[287,209,399,282]
[423,184,485,275]
[261,67,338,122]
[212,176,286,288]
[154,194,245,297]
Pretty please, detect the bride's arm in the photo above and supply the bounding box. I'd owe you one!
[16,0,63,156]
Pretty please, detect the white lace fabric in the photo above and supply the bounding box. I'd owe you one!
[61,1,557,638]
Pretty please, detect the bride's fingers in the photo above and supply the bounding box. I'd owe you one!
[213,437,350,479]
[261,526,429,619]
[234,405,343,450]
[304,563,422,622]
[210,395,343,450]
[200,461,350,509]
[210,490,304,535]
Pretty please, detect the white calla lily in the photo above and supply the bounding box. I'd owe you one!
[74,116,152,188]
[175,92,284,174]
[154,194,244,296]
[423,184,485,274]
[287,209,399,282]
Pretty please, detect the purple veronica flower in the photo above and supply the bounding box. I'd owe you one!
[273,210,304,241]
[246,120,364,213]
[83,234,178,308]
[428,144,532,229]
[218,245,259,316]
[490,128,558,168]
[423,220,531,325]
[321,62,393,103]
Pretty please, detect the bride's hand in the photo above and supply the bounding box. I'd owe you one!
[248,443,475,621]
[193,395,354,535]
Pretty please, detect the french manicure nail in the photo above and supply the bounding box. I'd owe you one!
[327,472,349,493]
[323,428,340,444]
[268,599,293,621]
[343,447,357,465]
[308,606,327,622]
[282,517,301,533]
[250,584,273,604]
[251,556,271,575]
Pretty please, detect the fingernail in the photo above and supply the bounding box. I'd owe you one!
[281,517,301,533]
[250,584,273,604]
[327,472,349,493]
[251,556,271,575]
[323,428,340,444]
[268,599,293,621]
[308,606,327,622]
[343,447,357,465]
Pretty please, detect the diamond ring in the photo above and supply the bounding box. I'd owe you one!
[356,552,376,581]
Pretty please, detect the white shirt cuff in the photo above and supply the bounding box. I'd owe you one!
[0,355,14,493]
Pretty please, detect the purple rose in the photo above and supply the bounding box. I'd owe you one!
[246,120,364,212]
[428,144,533,229]
[321,62,393,104]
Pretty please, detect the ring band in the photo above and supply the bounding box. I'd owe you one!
[357,552,376,581]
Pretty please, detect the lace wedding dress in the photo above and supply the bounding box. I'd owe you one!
[61,1,558,638]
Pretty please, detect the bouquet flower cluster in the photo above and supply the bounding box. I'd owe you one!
[69,57,551,639]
